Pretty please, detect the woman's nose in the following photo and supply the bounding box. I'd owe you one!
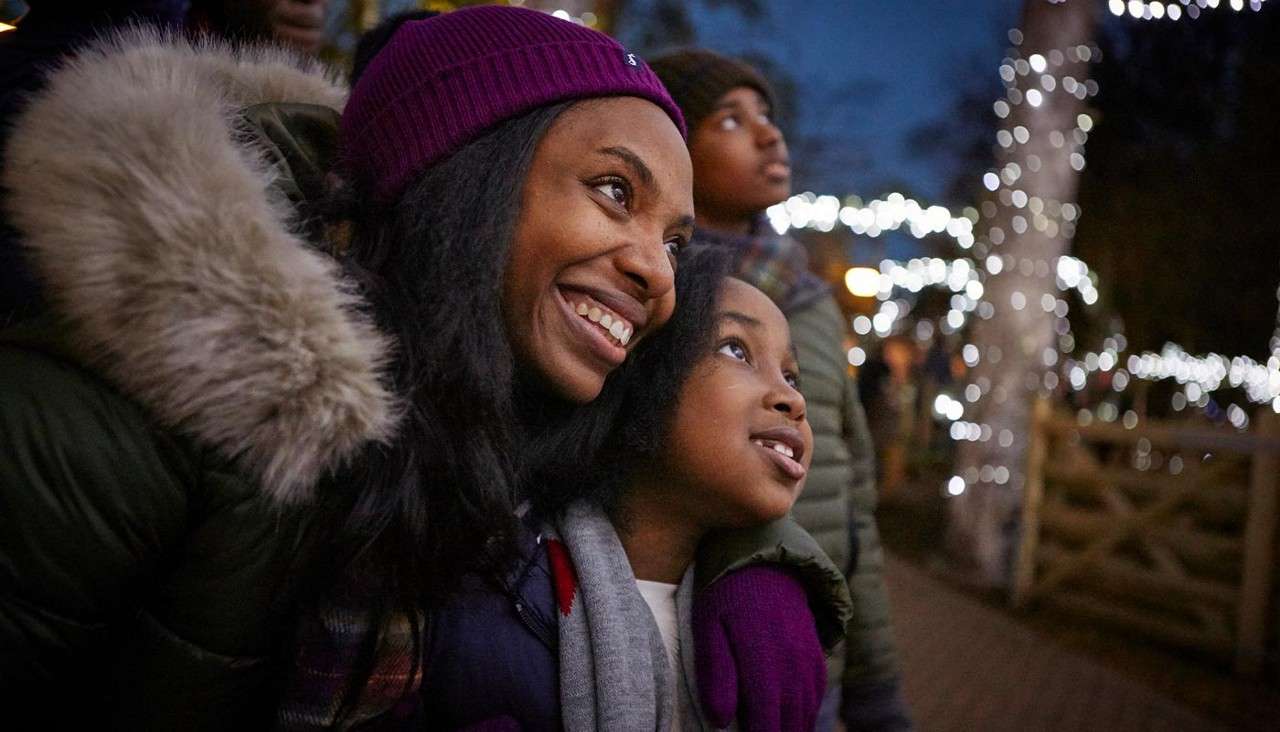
[615,238,676,300]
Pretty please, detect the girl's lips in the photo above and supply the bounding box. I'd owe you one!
[754,441,808,481]
[751,425,807,482]
[750,425,806,462]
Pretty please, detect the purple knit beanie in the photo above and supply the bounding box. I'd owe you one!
[341,5,686,203]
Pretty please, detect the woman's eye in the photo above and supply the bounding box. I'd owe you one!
[594,179,630,209]
[784,371,800,389]
[718,115,741,131]
[717,340,749,362]
[663,238,684,258]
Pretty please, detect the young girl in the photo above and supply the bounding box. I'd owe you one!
[419,246,845,731]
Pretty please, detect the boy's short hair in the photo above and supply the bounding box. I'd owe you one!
[650,49,776,134]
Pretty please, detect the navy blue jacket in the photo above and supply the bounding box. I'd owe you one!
[417,521,561,731]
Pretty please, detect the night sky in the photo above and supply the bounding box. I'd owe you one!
[680,0,1024,203]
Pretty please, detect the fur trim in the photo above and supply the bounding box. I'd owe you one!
[2,29,397,503]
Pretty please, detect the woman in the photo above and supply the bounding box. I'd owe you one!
[288,11,846,729]
[0,7,841,729]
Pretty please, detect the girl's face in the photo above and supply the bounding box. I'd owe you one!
[688,86,791,229]
[660,279,812,527]
[504,97,694,404]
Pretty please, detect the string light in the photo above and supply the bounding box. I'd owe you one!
[1110,0,1269,20]
[540,7,599,26]
[826,8,1276,513]
[766,192,977,248]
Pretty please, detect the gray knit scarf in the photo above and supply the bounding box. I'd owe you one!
[548,501,707,731]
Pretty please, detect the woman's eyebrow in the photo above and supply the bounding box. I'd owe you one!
[598,146,655,189]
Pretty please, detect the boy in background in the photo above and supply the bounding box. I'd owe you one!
[652,49,913,732]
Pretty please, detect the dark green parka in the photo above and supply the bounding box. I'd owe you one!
[0,32,396,728]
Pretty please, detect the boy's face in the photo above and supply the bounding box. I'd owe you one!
[660,279,812,527]
[689,87,791,229]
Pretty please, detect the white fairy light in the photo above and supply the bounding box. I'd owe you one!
[1112,0,1267,21]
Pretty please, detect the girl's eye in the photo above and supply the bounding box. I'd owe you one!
[594,179,631,209]
[717,339,749,362]
[784,371,800,389]
[718,114,741,131]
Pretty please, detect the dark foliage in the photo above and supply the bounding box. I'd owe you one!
[1074,8,1280,358]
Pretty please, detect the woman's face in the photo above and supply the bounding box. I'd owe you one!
[660,279,812,527]
[504,97,694,403]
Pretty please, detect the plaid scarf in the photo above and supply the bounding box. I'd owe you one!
[693,219,830,315]
[276,602,423,730]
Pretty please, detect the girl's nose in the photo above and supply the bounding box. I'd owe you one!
[767,379,806,422]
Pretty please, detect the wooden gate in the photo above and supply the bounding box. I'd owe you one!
[1012,398,1280,677]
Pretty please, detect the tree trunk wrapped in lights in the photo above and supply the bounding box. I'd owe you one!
[947,0,1097,588]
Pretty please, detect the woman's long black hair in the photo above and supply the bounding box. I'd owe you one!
[305,101,571,723]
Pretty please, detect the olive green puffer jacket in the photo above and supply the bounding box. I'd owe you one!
[786,295,902,688]
[0,32,395,729]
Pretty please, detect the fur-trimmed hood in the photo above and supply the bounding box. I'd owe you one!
[2,29,396,503]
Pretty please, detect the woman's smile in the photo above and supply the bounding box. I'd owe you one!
[556,286,630,367]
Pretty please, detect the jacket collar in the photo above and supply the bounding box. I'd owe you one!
[2,29,396,503]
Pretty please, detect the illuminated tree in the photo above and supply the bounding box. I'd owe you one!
[947,0,1098,587]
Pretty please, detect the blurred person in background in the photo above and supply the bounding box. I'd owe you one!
[187,0,330,56]
[860,335,921,498]
[0,0,329,325]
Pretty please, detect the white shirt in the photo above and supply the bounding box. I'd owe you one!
[637,578,683,731]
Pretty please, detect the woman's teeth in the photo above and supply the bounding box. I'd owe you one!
[574,301,633,346]
[752,438,795,459]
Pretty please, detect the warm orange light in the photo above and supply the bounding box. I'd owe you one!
[844,267,880,298]
[0,22,15,33]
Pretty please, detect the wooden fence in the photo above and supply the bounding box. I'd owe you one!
[1012,398,1280,677]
